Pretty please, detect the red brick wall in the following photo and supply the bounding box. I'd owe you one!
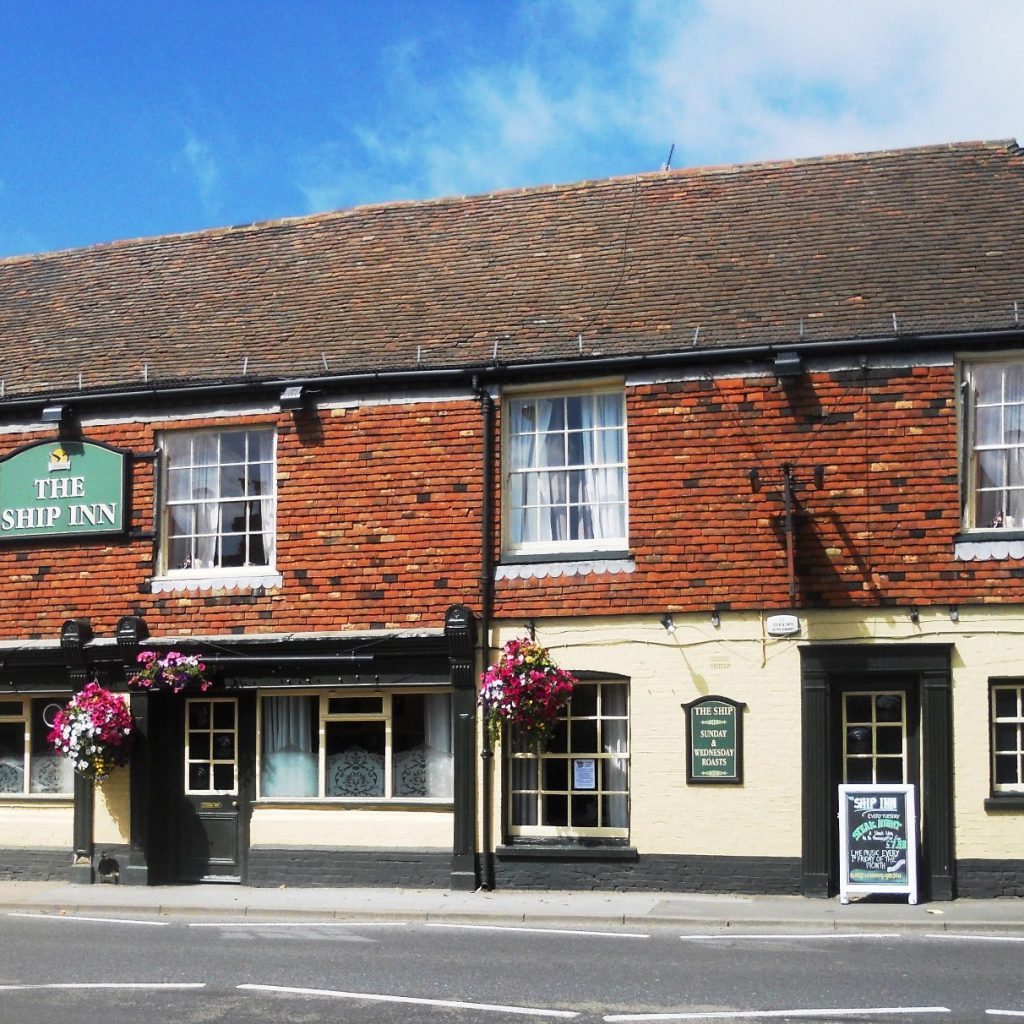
[1,363,1021,642]
[494,364,1022,617]
[0,399,483,639]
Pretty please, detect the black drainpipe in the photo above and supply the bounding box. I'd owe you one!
[474,376,496,891]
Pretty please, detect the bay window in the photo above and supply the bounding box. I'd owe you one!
[504,388,627,557]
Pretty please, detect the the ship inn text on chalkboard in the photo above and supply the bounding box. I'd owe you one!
[838,783,919,904]
[683,694,745,784]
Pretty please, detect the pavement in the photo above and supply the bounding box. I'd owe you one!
[0,879,1021,933]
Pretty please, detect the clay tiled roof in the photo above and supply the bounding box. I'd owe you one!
[1,140,1022,399]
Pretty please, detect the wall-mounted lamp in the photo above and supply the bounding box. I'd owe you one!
[949,605,959,623]
[774,351,803,378]
[710,610,721,628]
[908,606,920,624]
[660,613,676,635]
[279,385,307,412]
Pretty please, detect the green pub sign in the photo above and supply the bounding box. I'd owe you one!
[683,694,745,784]
[0,440,128,540]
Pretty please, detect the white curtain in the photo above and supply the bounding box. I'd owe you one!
[193,434,220,569]
[255,432,276,567]
[510,397,557,545]
[261,696,317,797]
[580,393,626,543]
[1005,365,1024,527]
[423,693,453,798]
[602,685,629,829]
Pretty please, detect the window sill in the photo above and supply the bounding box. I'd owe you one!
[495,555,635,581]
[0,794,73,803]
[150,570,283,594]
[984,796,1024,812]
[254,798,453,811]
[496,841,637,861]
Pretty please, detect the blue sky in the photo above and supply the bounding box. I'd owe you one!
[1,0,1022,259]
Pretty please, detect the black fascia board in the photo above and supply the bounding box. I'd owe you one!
[2,325,1024,416]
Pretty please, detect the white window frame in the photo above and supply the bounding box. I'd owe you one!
[184,697,239,796]
[962,359,1024,531]
[840,691,908,786]
[0,696,74,798]
[508,679,629,839]
[256,690,454,803]
[156,427,277,584]
[502,383,628,558]
[991,681,1024,794]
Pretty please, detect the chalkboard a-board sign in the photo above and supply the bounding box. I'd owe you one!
[838,784,918,905]
[683,695,745,784]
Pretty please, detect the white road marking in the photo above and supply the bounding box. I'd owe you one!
[928,934,1024,943]
[238,983,580,1017]
[604,1007,950,1021]
[425,922,649,939]
[7,912,168,927]
[679,933,892,942]
[0,983,205,991]
[188,920,408,928]
[987,1012,1024,1018]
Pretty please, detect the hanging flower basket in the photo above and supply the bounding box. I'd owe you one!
[478,638,576,748]
[48,682,134,781]
[127,650,211,693]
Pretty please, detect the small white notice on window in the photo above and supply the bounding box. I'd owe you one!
[573,758,596,790]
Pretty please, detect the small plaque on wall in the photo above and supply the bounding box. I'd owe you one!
[683,694,746,784]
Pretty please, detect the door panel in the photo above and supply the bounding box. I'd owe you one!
[175,694,253,882]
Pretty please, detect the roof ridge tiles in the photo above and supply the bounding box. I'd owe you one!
[0,139,1017,268]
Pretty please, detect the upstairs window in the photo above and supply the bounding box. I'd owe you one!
[964,361,1024,530]
[504,389,627,557]
[160,429,276,574]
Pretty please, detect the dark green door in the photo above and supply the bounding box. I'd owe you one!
[176,694,254,882]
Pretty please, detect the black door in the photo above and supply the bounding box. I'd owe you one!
[175,694,254,882]
[800,644,955,900]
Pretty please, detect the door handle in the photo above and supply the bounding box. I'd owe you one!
[231,800,238,808]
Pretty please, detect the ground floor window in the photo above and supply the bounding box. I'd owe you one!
[0,697,74,795]
[991,681,1024,793]
[258,691,453,800]
[509,679,628,838]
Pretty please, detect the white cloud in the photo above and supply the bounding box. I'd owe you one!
[295,0,1024,212]
[182,133,221,211]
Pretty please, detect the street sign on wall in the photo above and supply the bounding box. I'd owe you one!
[0,440,129,540]
[683,694,745,784]
[838,783,919,905]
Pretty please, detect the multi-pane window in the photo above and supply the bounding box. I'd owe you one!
[991,683,1024,793]
[161,429,275,573]
[259,691,453,800]
[510,680,629,838]
[842,691,908,785]
[0,698,74,796]
[185,698,238,795]
[505,390,627,555]
[965,361,1024,529]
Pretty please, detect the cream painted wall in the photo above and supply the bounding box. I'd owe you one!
[0,802,73,847]
[486,606,1024,863]
[94,767,131,844]
[251,805,453,849]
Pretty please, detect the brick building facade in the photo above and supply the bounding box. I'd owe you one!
[1,140,1023,898]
